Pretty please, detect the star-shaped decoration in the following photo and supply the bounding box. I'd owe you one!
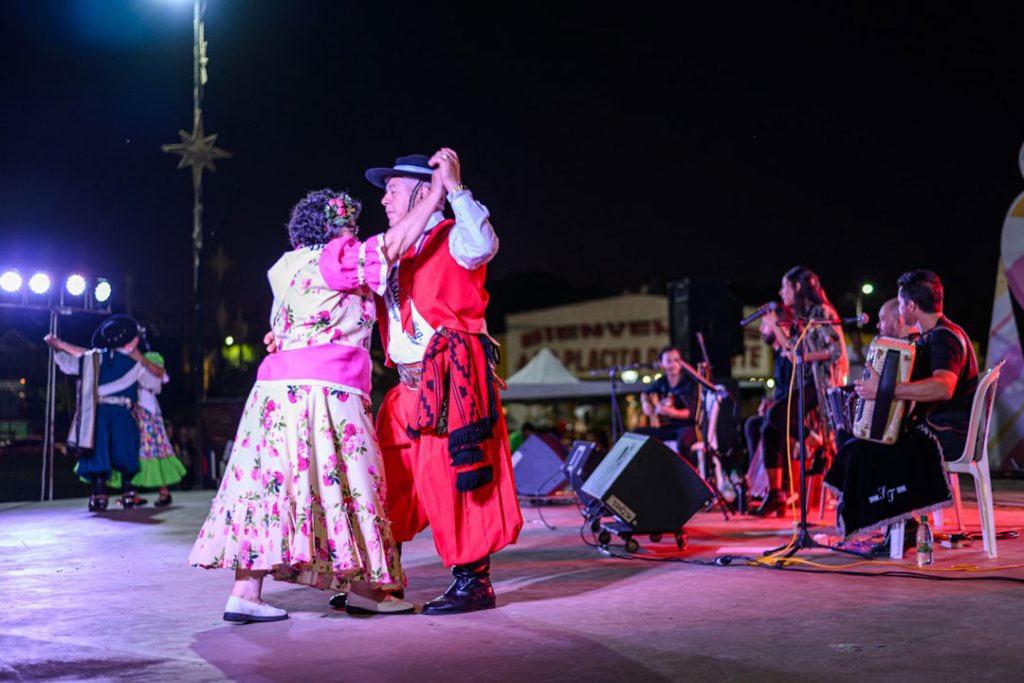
[208,245,233,282]
[161,114,232,182]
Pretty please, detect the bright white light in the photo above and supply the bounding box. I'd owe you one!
[766,378,776,389]
[225,336,235,346]
[621,369,640,383]
[94,279,112,303]
[861,283,875,295]
[641,375,652,384]
[0,271,21,292]
[28,273,51,294]
[66,274,86,296]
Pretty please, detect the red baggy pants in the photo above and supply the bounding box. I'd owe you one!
[376,384,523,566]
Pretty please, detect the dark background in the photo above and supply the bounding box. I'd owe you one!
[2,0,1022,365]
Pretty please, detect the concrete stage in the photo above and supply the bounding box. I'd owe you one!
[2,482,1024,682]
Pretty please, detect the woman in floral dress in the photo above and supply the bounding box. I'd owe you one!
[190,175,442,623]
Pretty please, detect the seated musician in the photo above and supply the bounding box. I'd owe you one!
[825,270,978,549]
[877,297,916,340]
[752,266,847,517]
[639,345,698,465]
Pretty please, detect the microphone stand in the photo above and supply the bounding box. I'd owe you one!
[692,333,730,521]
[590,362,647,443]
[764,317,868,559]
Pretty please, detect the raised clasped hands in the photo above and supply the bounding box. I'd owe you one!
[428,147,462,194]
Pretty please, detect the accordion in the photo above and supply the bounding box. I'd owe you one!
[853,336,916,445]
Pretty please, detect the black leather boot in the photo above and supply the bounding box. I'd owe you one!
[421,557,496,615]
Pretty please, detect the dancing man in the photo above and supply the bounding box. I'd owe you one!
[45,315,165,511]
[825,270,977,549]
[366,149,523,614]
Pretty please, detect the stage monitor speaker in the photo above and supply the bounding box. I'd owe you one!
[668,278,742,378]
[581,432,713,532]
[565,440,602,507]
[512,434,568,496]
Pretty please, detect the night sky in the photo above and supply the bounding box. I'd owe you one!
[3,1,1024,345]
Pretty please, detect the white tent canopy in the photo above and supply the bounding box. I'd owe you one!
[502,348,638,401]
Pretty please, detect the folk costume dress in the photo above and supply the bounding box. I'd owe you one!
[189,233,405,591]
[131,358,187,489]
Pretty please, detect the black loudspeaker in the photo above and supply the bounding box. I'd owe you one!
[512,434,568,496]
[581,432,713,532]
[565,440,601,507]
[668,278,743,378]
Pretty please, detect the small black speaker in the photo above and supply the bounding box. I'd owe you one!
[565,440,601,506]
[512,434,568,496]
[581,432,713,532]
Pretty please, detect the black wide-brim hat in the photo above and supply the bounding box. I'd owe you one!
[91,314,140,349]
[365,154,433,189]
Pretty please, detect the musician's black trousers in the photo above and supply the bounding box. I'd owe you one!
[759,385,817,469]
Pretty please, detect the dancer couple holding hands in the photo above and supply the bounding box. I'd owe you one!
[188,148,523,623]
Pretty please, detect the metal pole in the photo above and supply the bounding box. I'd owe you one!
[48,311,58,501]
[41,309,58,501]
[192,0,206,486]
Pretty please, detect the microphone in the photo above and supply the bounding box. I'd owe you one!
[809,312,871,326]
[843,312,870,326]
[740,301,778,326]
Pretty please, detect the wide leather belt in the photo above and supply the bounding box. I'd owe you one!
[98,396,133,408]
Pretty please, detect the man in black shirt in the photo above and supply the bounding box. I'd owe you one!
[825,270,977,542]
[640,346,698,464]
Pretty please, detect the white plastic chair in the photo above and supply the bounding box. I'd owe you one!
[890,361,1003,560]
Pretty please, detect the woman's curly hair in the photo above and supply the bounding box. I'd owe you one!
[287,188,362,248]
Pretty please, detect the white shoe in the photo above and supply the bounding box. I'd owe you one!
[223,595,289,623]
[345,591,415,615]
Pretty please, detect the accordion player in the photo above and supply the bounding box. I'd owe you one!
[852,337,916,444]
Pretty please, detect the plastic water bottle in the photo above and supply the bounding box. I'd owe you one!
[916,515,934,566]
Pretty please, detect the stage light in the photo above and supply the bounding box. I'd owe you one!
[94,279,112,303]
[225,336,234,346]
[620,369,639,383]
[766,378,776,389]
[28,273,51,294]
[0,270,21,292]
[65,274,87,297]
[861,283,875,296]
[641,375,652,384]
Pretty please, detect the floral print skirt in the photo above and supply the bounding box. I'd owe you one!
[188,381,405,591]
[132,405,186,488]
